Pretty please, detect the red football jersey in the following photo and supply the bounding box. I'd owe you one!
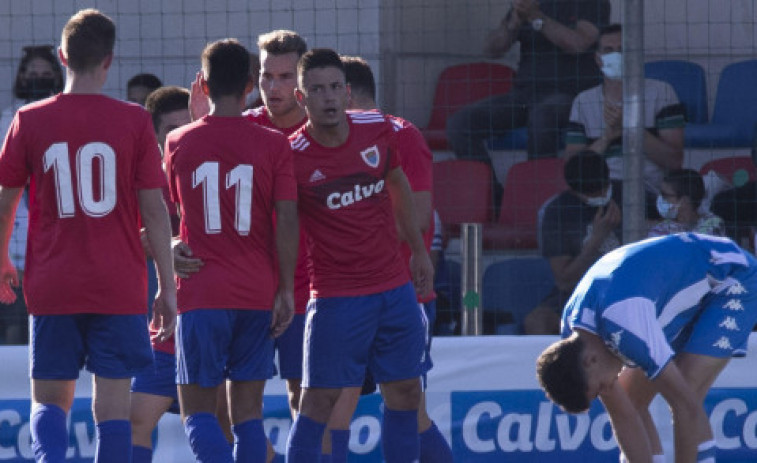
[243,106,311,313]
[290,111,409,298]
[0,94,166,315]
[386,114,436,303]
[166,115,297,313]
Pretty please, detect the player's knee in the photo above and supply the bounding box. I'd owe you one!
[380,378,421,411]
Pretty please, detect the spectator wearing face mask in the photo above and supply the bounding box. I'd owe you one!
[564,23,686,218]
[524,150,621,334]
[0,45,64,345]
[648,169,725,238]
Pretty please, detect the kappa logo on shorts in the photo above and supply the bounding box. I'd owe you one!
[360,145,380,168]
[309,169,326,182]
[726,281,747,295]
[719,316,740,331]
[713,336,734,350]
[723,299,745,311]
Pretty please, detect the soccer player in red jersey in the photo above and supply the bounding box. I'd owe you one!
[129,85,191,462]
[182,30,311,429]
[284,48,434,463]
[165,39,298,462]
[315,56,453,463]
[0,9,176,463]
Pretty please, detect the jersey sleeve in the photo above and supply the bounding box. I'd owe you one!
[385,120,402,171]
[134,111,168,190]
[271,135,298,202]
[0,112,31,188]
[397,122,432,193]
[600,297,675,379]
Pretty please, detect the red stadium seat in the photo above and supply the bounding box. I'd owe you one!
[699,156,757,187]
[433,160,493,235]
[483,158,567,249]
[421,63,514,150]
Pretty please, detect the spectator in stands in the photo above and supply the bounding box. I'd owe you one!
[446,0,609,211]
[525,150,620,335]
[565,23,685,216]
[0,45,64,344]
[127,72,162,106]
[711,148,757,252]
[648,169,725,238]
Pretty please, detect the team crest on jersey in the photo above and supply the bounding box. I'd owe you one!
[360,145,380,168]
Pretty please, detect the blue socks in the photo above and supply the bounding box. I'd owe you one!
[285,414,325,463]
[131,445,153,463]
[419,422,453,463]
[232,418,267,462]
[184,413,234,463]
[328,429,350,463]
[382,408,419,463]
[95,419,132,463]
[30,403,68,462]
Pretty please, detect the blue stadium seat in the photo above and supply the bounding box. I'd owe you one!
[645,59,708,124]
[481,257,554,334]
[685,60,757,148]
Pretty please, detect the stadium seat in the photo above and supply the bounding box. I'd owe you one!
[700,156,757,187]
[644,60,708,124]
[685,60,757,147]
[482,158,567,249]
[421,62,514,150]
[433,160,493,235]
[486,127,529,151]
[482,257,555,334]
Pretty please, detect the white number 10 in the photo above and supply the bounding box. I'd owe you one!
[43,142,117,218]
[192,162,253,235]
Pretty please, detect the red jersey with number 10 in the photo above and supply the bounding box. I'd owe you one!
[166,115,297,313]
[290,111,408,298]
[0,94,167,315]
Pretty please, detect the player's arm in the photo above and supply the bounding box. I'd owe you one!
[599,381,653,463]
[271,199,298,338]
[0,186,22,304]
[138,188,177,341]
[386,166,434,296]
[653,361,713,463]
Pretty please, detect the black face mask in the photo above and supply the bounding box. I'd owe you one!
[15,77,57,101]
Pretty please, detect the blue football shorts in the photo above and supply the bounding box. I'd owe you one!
[176,309,274,387]
[302,282,426,388]
[274,312,305,380]
[131,350,180,414]
[676,278,757,359]
[30,313,152,380]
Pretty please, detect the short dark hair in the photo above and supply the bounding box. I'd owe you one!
[536,336,590,413]
[599,23,622,39]
[127,73,162,91]
[257,30,308,57]
[564,150,610,195]
[342,55,375,101]
[663,168,706,209]
[144,86,190,133]
[13,45,64,99]
[297,48,344,82]
[201,39,251,100]
[61,9,115,72]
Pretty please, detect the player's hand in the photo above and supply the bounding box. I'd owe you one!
[410,251,435,298]
[0,258,18,305]
[270,288,294,338]
[514,0,540,20]
[189,71,210,121]
[173,238,203,278]
[150,286,177,343]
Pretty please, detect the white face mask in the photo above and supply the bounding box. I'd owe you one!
[584,184,613,207]
[600,52,623,80]
[656,195,680,220]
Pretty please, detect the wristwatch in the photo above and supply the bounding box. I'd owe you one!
[531,17,544,31]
